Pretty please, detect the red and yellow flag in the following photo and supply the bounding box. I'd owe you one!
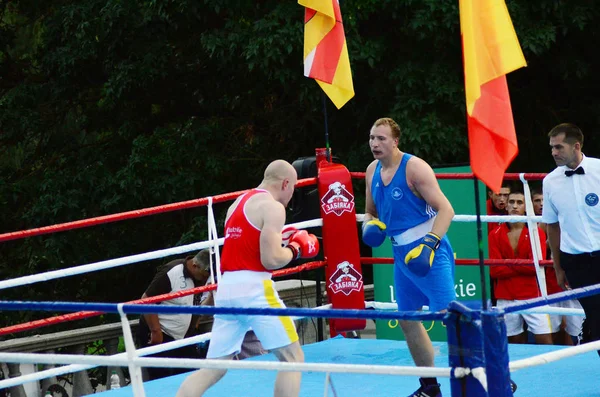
[299,0,354,109]
[460,0,526,192]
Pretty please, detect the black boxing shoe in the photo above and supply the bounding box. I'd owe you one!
[407,378,441,397]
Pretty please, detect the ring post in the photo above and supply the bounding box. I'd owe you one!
[481,308,513,397]
[317,149,366,336]
[445,301,487,397]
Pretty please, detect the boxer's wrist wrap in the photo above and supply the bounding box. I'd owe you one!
[288,244,300,261]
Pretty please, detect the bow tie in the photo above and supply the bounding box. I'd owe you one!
[565,167,585,177]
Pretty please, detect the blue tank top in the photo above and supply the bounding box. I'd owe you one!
[371,153,436,235]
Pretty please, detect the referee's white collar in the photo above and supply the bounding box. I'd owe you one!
[563,153,586,171]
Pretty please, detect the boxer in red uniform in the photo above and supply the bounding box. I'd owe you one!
[177,159,319,397]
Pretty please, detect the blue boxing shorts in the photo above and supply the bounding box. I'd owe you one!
[392,235,455,312]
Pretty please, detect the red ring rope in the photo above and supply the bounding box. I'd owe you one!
[350,172,546,180]
[360,257,553,266]
[0,257,552,336]
[0,260,327,336]
[0,177,318,242]
[1,172,545,242]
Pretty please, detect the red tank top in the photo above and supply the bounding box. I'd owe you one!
[221,189,269,273]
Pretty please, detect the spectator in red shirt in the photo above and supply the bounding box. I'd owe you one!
[489,189,559,344]
[486,182,510,235]
[531,187,544,225]
[487,182,510,306]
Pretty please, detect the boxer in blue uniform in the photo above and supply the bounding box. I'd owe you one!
[363,118,455,397]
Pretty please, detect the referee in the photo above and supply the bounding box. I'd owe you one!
[542,123,600,355]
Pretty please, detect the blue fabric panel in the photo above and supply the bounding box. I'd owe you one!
[482,310,512,397]
[445,301,487,397]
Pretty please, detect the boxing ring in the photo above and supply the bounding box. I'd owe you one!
[1,152,599,397]
[89,338,600,396]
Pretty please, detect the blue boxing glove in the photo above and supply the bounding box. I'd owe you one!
[362,219,387,247]
[404,232,441,277]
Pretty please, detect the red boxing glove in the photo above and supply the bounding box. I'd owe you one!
[281,225,298,247]
[288,230,320,260]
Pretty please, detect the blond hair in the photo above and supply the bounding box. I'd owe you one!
[373,117,401,140]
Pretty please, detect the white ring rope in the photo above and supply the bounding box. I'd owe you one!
[471,367,488,392]
[118,303,146,397]
[0,214,543,291]
[0,239,224,291]
[0,302,335,389]
[0,353,454,378]
[510,339,600,371]
[0,219,321,291]
[5,340,598,387]
[520,173,548,297]
[355,214,542,223]
[448,215,542,223]
[207,196,221,283]
[364,302,585,316]
[511,305,585,316]
[0,331,211,390]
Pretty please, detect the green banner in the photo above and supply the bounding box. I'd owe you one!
[373,165,489,341]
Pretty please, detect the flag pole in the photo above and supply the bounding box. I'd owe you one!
[300,0,353,164]
[473,176,489,311]
[321,92,331,162]
[459,0,526,312]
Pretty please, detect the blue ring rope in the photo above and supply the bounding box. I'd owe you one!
[4,286,595,393]
[0,301,446,321]
[5,284,594,321]
[500,283,600,314]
